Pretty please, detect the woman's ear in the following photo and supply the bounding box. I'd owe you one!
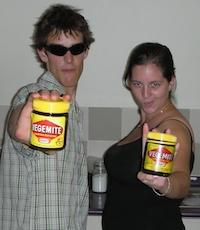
[169,75,177,92]
[37,48,48,63]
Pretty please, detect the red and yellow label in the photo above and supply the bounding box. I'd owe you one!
[143,142,175,174]
[30,113,67,149]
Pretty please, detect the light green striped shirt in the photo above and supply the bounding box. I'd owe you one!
[0,72,88,230]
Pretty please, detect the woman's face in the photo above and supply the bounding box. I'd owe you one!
[128,63,174,115]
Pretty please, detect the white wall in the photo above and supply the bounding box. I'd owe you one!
[1,0,199,108]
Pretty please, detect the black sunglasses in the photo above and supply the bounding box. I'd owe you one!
[45,43,86,56]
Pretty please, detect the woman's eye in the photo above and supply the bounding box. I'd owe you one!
[132,82,143,88]
[150,82,161,88]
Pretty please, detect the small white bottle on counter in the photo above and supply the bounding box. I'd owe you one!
[92,159,107,193]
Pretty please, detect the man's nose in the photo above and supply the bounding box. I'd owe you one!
[64,51,73,63]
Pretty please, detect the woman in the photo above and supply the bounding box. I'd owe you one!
[102,42,194,230]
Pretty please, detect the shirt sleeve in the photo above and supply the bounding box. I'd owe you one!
[8,84,43,159]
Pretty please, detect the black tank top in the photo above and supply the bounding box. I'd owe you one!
[102,138,186,230]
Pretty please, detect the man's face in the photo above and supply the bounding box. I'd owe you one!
[38,31,88,93]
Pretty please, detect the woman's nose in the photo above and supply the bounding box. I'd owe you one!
[142,86,151,98]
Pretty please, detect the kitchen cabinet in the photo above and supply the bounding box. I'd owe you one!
[87,216,200,230]
[87,216,102,230]
[183,218,200,230]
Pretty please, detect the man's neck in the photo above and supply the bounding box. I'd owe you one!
[64,86,77,100]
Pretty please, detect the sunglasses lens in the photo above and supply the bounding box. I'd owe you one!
[45,43,85,56]
[46,45,67,56]
[70,43,85,55]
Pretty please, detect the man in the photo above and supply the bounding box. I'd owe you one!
[0,4,95,230]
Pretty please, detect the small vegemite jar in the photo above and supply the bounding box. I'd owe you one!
[30,98,70,150]
[142,132,177,177]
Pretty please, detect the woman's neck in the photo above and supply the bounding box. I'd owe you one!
[140,100,175,128]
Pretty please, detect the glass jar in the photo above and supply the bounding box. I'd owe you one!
[92,159,107,193]
[30,98,70,150]
[142,132,177,176]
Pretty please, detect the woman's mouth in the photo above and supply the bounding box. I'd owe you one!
[142,101,154,110]
[144,101,153,106]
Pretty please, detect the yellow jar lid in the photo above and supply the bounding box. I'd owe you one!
[147,131,177,143]
[33,98,70,113]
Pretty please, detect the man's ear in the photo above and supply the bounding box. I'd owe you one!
[37,48,48,63]
[83,48,89,59]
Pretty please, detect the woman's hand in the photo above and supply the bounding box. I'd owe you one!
[138,123,181,197]
[137,172,170,195]
[142,123,149,157]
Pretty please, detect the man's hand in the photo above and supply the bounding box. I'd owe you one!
[8,90,71,145]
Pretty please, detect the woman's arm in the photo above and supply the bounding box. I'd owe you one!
[138,120,192,199]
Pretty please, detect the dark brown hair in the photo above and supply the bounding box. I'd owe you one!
[31,4,95,67]
[123,42,175,89]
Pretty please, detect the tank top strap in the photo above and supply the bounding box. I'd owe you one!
[160,117,194,148]
[156,117,195,172]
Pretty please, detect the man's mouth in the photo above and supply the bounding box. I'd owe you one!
[61,68,75,74]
